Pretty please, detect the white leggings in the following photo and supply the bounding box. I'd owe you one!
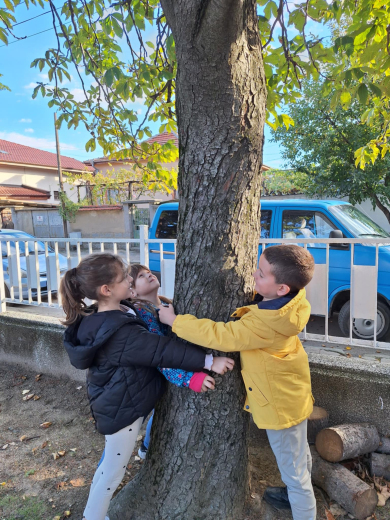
[83,417,143,520]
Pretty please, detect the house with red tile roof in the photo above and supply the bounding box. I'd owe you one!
[0,139,92,205]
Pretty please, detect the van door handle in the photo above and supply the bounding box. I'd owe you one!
[149,249,175,255]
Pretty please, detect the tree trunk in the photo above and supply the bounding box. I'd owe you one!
[373,193,390,225]
[311,447,378,520]
[315,423,380,463]
[369,452,390,479]
[307,406,329,444]
[110,2,266,519]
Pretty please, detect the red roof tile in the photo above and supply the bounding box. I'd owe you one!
[0,184,50,199]
[0,139,93,172]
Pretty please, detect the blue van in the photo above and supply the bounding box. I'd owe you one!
[148,199,390,340]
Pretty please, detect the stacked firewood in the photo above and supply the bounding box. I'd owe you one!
[308,407,390,520]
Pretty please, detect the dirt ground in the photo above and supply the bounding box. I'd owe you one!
[1,363,389,520]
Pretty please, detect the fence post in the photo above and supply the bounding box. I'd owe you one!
[0,256,7,313]
[139,225,149,267]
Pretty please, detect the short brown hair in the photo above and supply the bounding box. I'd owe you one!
[262,245,314,291]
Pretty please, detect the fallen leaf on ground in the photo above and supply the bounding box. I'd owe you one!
[69,448,77,452]
[33,395,40,400]
[20,435,27,442]
[53,516,61,520]
[23,393,34,401]
[76,386,82,390]
[137,435,142,441]
[325,508,336,520]
[22,389,30,395]
[35,374,42,381]
[64,511,71,517]
[2,444,8,450]
[70,478,85,487]
[345,347,351,350]
[40,422,52,428]
[52,453,60,460]
[134,456,141,461]
[58,450,66,456]
[56,481,67,490]
[41,441,48,449]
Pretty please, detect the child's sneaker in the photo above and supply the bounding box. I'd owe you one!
[138,441,147,459]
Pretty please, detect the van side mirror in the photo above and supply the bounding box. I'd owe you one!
[329,229,349,249]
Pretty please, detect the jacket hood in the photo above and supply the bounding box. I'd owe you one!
[233,289,311,337]
[63,309,146,370]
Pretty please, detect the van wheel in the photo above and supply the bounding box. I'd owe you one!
[338,300,390,340]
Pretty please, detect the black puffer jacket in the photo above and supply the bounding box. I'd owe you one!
[63,306,206,435]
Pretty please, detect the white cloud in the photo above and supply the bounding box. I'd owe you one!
[24,82,38,89]
[0,132,78,151]
[70,88,87,102]
[19,118,32,123]
[24,128,34,133]
[38,73,49,81]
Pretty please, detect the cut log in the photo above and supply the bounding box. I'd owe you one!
[377,436,390,455]
[315,423,380,462]
[311,447,378,520]
[370,452,390,480]
[307,406,329,444]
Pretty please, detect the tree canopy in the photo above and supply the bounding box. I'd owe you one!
[1,0,389,170]
[271,79,390,222]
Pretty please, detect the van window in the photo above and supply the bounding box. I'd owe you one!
[282,210,337,247]
[329,204,390,238]
[155,210,177,239]
[260,210,272,238]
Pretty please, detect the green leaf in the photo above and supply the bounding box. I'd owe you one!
[104,68,114,88]
[111,17,123,38]
[369,82,382,98]
[340,91,351,105]
[354,26,372,46]
[357,84,369,105]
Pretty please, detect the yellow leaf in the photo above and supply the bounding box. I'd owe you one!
[20,435,27,442]
[58,450,66,457]
[346,347,351,350]
[40,422,52,429]
[70,478,85,487]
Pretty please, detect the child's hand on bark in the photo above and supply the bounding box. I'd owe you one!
[158,303,177,327]
[211,356,235,375]
[201,374,215,392]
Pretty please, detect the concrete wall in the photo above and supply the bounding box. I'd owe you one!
[13,206,128,240]
[1,311,390,434]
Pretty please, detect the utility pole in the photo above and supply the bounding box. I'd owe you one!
[54,112,68,238]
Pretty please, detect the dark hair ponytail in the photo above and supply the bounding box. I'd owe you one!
[60,253,127,326]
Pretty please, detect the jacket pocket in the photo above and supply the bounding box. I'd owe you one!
[241,370,269,407]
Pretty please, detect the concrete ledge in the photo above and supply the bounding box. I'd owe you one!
[1,312,390,434]
[308,351,390,436]
[0,310,85,382]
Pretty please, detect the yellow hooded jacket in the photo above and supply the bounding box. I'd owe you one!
[173,289,314,430]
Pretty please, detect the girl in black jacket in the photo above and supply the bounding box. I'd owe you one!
[60,253,234,520]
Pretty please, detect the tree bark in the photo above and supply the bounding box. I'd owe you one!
[315,423,380,463]
[307,406,329,444]
[373,193,390,225]
[369,452,390,480]
[110,1,266,519]
[311,447,378,520]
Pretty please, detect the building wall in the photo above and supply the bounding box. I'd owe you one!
[0,164,82,204]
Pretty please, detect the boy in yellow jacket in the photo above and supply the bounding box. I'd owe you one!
[158,244,316,520]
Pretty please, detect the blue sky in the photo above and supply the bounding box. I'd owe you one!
[0,2,283,167]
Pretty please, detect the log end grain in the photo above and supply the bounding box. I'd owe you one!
[354,488,379,520]
[316,428,344,462]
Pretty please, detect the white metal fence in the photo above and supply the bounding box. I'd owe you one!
[0,228,389,351]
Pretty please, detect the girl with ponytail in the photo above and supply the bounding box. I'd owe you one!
[60,253,234,520]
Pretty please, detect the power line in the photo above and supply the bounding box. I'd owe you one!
[0,26,56,48]
[13,10,51,26]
